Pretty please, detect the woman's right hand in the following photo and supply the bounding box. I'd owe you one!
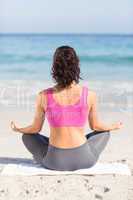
[110,122,123,131]
[10,121,20,132]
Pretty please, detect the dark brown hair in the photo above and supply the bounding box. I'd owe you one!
[51,46,83,89]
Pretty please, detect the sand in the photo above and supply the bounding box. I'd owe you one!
[0,109,133,200]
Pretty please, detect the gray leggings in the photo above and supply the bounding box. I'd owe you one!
[22,130,110,171]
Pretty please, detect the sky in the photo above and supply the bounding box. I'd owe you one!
[0,0,133,34]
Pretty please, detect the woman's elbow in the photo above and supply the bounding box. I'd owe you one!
[90,126,97,131]
[32,125,42,133]
[89,123,99,131]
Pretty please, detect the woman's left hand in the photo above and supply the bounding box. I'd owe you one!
[10,121,20,132]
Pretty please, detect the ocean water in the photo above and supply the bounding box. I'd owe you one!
[0,34,133,113]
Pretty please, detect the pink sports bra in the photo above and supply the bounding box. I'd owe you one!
[44,85,89,127]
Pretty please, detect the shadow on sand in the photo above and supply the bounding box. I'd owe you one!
[0,157,34,165]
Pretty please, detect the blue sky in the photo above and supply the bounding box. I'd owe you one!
[0,0,133,33]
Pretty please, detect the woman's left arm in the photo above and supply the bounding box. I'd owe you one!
[10,91,46,134]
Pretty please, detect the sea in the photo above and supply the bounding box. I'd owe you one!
[0,34,133,114]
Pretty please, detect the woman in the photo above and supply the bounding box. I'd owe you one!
[10,46,123,171]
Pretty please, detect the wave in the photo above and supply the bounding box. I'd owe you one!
[80,55,133,65]
[0,53,133,65]
[0,54,51,64]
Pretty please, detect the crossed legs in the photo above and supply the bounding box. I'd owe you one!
[86,130,110,157]
[22,134,49,163]
[22,130,110,164]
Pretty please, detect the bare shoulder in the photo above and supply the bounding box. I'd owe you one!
[37,89,48,109]
[89,90,96,96]
[38,89,47,97]
[87,90,97,106]
[88,90,97,99]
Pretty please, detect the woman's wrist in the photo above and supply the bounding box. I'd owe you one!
[17,127,27,133]
[109,122,123,131]
[14,126,23,133]
[106,124,116,131]
[108,125,114,131]
[15,127,21,132]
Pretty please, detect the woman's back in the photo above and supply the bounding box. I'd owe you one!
[42,83,90,148]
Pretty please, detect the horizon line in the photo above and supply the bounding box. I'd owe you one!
[0,32,133,36]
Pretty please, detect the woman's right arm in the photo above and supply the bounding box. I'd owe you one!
[88,91,123,131]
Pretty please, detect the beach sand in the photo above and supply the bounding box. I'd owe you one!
[0,109,133,200]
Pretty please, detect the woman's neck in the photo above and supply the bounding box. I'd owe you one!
[55,81,78,91]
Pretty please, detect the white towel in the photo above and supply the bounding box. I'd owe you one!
[1,162,131,176]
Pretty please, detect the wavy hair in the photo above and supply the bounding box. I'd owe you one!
[51,46,83,89]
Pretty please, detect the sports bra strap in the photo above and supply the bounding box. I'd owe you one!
[46,86,88,107]
[45,87,53,106]
[81,86,88,106]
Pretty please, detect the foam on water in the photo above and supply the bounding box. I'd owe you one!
[0,79,133,115]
